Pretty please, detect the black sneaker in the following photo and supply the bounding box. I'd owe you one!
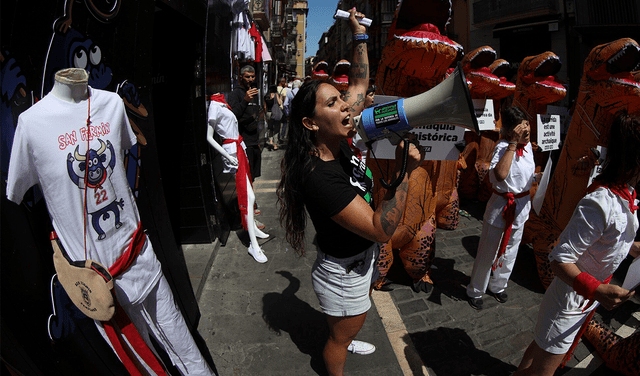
[468,296,484,310]
[490,291,508,303]
[412,280,434,294]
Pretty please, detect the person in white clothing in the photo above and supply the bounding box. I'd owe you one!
[514,113,640,376]
[6,68,215,375]
[206,94,270,263]
[466,106,538,310]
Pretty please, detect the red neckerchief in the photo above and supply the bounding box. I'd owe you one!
[586,181,638,213]
[515,143,526,157]
[223,136,252,230]
[211,94,232,110]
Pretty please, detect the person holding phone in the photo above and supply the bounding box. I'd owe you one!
[228,65,262,181]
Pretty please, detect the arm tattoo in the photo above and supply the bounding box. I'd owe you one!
[350,62,369,80]
[378,181,408,236]
[349,93,365,113]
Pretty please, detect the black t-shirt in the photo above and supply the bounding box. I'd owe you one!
[303,141,374,258]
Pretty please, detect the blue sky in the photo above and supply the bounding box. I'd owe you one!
[305,0,340,58]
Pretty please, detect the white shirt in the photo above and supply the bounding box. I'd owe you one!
[543,186,638,316]
[551,186,638,280]
[483,140,535,229]
[7,88,162,305]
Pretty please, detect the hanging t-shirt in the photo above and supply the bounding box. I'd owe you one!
[248,23,262,63]
[6,88,162,306]
[304,141,374,258]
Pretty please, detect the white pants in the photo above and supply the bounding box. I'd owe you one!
[97,275,215,375]
[466,223,523,299]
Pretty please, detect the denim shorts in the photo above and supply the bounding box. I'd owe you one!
[311,243,380,317]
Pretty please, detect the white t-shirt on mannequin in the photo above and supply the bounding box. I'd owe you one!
[7,85,162,306]
[208,99,246,173]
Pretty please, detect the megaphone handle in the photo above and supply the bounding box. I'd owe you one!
[379,140,409,190]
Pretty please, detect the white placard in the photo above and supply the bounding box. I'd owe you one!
[587,146,607,187]
[533,157,552,215]
[622,255,640,291]
[370,124,465,160]
[537,114,561,151]
[472,99,495,131]
[546,105,570,134]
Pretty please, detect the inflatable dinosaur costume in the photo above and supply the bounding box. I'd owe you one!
[312,60,329,81]
[525,38,640,288]
[371,0,463,291]
[512,51,567,174]
[583,319,640,375]
[331,59,351,92]
[458,47,516,202]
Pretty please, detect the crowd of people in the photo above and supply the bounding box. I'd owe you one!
[207,8,639,376]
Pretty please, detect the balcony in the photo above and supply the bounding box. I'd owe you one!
[251,0,270,30]
[575,0,639,26]
[473,0,558,26]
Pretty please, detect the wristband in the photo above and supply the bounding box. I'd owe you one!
[353,33,369,41]
[573,272,601,300]
[508,141,518,146]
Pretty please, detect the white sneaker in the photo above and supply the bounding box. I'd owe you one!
[254,228,270,239]
[248,245,268,263]
[347,340,375,355]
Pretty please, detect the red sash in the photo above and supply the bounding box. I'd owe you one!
[491,189,530,270]
[223,136,253,230]
[103,222,167,375]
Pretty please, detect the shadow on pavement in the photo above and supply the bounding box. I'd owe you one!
[427,257,470,304]
[408,328,517,376]
[262,270,329,376]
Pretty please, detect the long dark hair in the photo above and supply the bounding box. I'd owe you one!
[277,80,324,255]
[598,113,640,185]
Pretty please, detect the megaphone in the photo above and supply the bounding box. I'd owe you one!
[353,63,479,145]
[353,63,479,189]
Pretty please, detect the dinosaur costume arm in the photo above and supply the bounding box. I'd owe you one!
[342,9,369,116]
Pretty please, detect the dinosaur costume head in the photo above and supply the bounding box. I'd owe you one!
[312,60,329,81]
[486,59,516,100]
[579,38,640,143]
[376,0,462,96]
[331,59,350,92]
[461,46,500,98]
[514,51,567,138]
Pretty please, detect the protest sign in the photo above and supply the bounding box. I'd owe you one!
[537,114,561,151]
[472,99,495,131]
[370,124,465,160]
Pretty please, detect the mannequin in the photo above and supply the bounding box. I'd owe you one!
[51,68,89,102]
[206,94,269,263]
[7,68,215,375]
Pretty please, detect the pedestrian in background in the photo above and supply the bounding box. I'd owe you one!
[514,113,640,375]
[228,65,262,182]
[466,106,538,310]
[277,8,425,376]
[264,85,283,151]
